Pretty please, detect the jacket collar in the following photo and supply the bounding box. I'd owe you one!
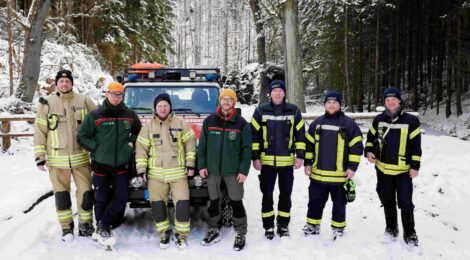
[154,113,174,123]
[324,110,343,119]
[57,90,74,100]
[270,99,286,109]
[101,98,127,113]
[216,106,237,122]
[384,106,403,121]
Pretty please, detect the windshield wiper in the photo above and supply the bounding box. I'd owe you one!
[130,107,153,112]
[173,108,201,116]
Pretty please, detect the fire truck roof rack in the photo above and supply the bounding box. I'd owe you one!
[120,68,221,83]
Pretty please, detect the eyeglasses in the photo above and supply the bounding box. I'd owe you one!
[220,97,234,103]
[108,92,124,98]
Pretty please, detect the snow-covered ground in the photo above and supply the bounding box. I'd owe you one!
[0,106,469,259]
[420,94,470,140]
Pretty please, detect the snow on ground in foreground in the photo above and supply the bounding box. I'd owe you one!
[0,107,469,259]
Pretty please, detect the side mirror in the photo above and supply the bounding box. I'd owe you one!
[116,75,123,83]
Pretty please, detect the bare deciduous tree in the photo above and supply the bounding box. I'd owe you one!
[15,0,52,103]
[281,0,305,111]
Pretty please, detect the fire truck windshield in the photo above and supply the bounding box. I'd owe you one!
[124,86,220,114]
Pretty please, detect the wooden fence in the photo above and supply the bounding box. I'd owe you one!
[0,115,35,151]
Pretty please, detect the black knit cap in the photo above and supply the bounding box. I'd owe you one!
[269,80,286,94]
[324,90,343,105]
[55,69,74,85]
[383,87,401,101]
[154,93,172,113]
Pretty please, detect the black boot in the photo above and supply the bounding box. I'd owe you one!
[264,227,275,240]
[233,233,246,251]
[62,222,74,242]
[78,222,95,237]
[401,209,419,247]
[201,228,221,246]
[277,225,290,239]
[159,229,172,249]
[384,206,399,238]
[303,223,320,236]
[332,227,344,240]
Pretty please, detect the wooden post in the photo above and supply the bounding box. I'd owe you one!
[2,120,11,151]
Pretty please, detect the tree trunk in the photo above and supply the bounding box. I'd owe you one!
[343,3,352,112]
[374,9,380,107]
[223,1,229,74]
[247,10,251,62]
[177,28,182,67]
[207,0,212,60]
[446,17,452,118]
[411,1,419,111]
[7,0,15,96]
[394,3,400,88]
[16,0,52,103]
[183,0,188,68]
[194,0,202,65]
[356,16,363,112]
[456,5,463,116]
[249,0,268,104]
[281,0,305,112]
[436,20,444,115]
[368,44,372,112]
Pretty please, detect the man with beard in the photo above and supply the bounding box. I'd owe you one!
[365,87,421,247]
[198,88,252,251]
[303,91,363,240]
[34,69,96,242]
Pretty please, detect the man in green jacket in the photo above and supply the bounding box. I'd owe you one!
[198,88,252,251]
[78,82,141,248]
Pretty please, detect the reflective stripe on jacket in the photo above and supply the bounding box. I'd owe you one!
[364,111,422,175]
[34,91,96,169]
[77,99,142,167]
[135,114,196,182]
[305,112,364,184]
[250,101,305,167]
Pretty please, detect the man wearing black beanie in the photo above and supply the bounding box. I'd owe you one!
[33,69,96,242]
[250,80,306,240]
[55,70,74,88]
[303,90,363,239]
[365,87,422,247]
[135,92,196,249]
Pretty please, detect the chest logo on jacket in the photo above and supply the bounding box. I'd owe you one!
[123,120,130,130]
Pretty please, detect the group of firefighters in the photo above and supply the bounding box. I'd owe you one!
[33,69,422,251]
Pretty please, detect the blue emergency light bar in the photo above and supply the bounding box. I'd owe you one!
[121,68,221,83]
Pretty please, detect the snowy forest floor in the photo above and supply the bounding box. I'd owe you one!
[0,107,469,259]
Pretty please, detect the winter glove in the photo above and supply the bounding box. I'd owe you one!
[137,171,147,183]
[187,166,195,177]
[343,179,356,203]
[35,157,45,166]
[36,158,48,172]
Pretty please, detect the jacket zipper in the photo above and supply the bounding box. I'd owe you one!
[114,116,118,167]
[64,101,73,169]
[218,118,227,175]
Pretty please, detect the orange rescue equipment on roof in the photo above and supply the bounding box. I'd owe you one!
[128,62,166,74]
